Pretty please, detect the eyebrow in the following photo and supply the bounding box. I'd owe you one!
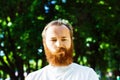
[61,36,67,38]
[50,36,67,39]
[51,36,67,38]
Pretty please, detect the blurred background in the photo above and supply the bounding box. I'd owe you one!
[0,0,120,80]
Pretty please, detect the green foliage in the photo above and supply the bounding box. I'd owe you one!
[0,0,120,80]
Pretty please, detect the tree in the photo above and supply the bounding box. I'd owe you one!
[0,0,120,80]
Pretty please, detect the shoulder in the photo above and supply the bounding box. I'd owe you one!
[71,63,92,71]
[25,66,48,80]
[71,63,99,80]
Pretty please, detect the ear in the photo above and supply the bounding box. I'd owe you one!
[42,39,45,46]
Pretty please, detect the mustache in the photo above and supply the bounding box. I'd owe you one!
[56,47,66,53]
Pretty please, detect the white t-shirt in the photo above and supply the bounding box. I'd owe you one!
[25,63,99,80]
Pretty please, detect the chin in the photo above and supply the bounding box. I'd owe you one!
[44,42,73,66]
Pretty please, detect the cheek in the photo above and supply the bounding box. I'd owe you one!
[65,40,71,49]
[66,43,71,49]
[46,40,56,52]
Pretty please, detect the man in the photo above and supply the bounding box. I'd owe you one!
[25,19,99,80]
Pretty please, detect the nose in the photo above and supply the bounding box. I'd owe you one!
[56,40,63,48]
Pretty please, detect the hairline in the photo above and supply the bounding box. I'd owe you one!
[42,20,73,40]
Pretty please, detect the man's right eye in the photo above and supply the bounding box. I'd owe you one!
[51,39,57,42]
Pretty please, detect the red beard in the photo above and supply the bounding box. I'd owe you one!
[43,42,73,66]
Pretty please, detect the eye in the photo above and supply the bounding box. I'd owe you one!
[61,38,67,41]
[51,39,57,42]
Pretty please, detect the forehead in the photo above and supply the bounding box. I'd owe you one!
[45,25,70,37]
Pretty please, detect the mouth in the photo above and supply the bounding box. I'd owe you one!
[53,48,66,56]
[58,48,65,53]
[57,49,66,56]
[58,51,65,54]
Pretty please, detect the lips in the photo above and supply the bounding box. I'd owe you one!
[56,48,66,55]
[57,48,65,52]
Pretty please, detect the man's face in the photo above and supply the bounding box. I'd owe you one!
[43,25,73,66]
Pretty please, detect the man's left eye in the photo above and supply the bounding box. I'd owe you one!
[62,39,67,41]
